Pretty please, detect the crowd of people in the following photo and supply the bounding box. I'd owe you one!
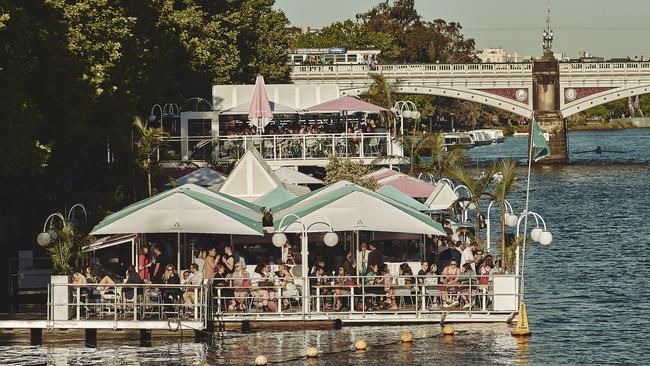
[69,228,502,316]
[218,119,390,137]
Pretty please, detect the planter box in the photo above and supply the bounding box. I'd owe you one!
[50,275,69,321]
[493,275,517,312]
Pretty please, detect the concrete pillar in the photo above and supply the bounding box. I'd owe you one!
[84,328,97,348]
[30,328,42,345]
[532,59,568,163]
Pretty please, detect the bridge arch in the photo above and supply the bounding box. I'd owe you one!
[339,84,533,119]
[561,84,650,118]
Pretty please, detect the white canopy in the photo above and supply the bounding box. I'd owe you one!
[273,183,445,235]
[273,167,323,185]
[425,182,459,210]
[91,184,263,236]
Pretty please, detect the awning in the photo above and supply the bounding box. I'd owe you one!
[376,185,430,211]
[82,233,137,253]
[254,186,297,209]
[273,182,445,235]
[376,174,436,198]
[273,167,323,185]
[222,100,299,115]
[170,167,228,187]
[425,182,459,210]
[91,184,264,236]
[305,96,388,114]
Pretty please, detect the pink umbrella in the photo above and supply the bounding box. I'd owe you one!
[248,75,273,130]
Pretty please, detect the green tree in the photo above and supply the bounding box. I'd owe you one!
[421,133,468,179]
[324,155,379,190]
[292,20,401,62]
[490,159,518,272]
[133,116,169,197]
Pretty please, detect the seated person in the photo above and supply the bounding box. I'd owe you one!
[182,263,203,305]
[231,262,250,311]
[123,265,143,300]
[161,264,181,303]
[213,263,235,311]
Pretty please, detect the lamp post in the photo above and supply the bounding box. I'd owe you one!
[184,97,213,112]
[515,211,552,276]
[273,214,338,318]
[453,184,473,222]
[37,213,66,247]
[67,204,87,229]
[485,200,518,253]
[391,101,420,136]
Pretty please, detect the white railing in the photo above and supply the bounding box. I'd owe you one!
[210,274,520,319]
[215,133,394,161]
[292,62,650,78]
[560,61,650,73]
[47,282,208,327]
[291,63,533,77]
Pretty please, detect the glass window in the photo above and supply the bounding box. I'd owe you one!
[347,54,357,63]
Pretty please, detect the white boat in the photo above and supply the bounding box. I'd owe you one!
[467,131,493,146]
[470,129,505,143]
[443,133,474,148]
[512,132,529,137]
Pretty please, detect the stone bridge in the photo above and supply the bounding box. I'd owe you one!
[291,61,650,163]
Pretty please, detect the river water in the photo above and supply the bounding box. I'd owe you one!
[1,129,649,365]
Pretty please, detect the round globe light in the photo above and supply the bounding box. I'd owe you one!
[148,114,157,123]
[272,232,287,248]
[402,110,412,119]
[37,232,52,247]
[530,228,543,242]
[323,232,339,247]
[411,111,421,120]
[505,213,519,228]
[538,231,553,246]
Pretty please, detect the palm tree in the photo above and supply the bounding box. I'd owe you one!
[490,159,519,272]
[424,133,468,180]
[448,164,497,244]
[133,116,169,196]
[361,73,397,110]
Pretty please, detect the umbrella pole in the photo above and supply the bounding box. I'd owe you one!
[301,231,309,317]
[177,232,181,271]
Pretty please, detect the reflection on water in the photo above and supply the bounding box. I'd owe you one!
[2,129,650,365]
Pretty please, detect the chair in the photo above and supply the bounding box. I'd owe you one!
[367,137,380,156]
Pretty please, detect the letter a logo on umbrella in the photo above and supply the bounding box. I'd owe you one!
[171,222,182,231]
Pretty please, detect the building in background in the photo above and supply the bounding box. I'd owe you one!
[476,47,527,63]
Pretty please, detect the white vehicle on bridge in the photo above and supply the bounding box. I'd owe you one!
[289,48,381,65]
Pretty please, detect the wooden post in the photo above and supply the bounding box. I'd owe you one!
[139,329,152,347]
[85,328,97,348]
[30,328,42,346]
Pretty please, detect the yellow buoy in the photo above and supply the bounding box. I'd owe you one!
[511,301,532,337]
[400,332,413,342]
[442,325,455,336]
[354,339,367,351]
[306,347,319,358]
[254,355,268,365]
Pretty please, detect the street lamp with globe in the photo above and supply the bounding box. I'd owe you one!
[391,101,421,135]
[273,214,338,315]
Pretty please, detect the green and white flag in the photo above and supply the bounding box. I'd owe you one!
[531,119,550,161]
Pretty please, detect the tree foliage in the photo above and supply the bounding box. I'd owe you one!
[324,156,379,190]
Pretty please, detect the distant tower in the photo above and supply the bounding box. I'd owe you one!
[542,0,555,59]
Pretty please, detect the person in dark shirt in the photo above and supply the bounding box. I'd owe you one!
[367,242,384,272]
[417,261,429,285]
[123,265,143,300]
[161,264,181,303]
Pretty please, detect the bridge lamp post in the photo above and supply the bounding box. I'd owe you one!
[273,214,338,317]
[391,101,420,135]
[453,184,474,222]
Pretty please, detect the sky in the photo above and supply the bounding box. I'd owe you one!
[273,0,650,59]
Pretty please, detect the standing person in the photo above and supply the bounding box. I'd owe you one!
[151,244,164,283]
[222,245,235,275]
[460,242,478,272]
[194,248,207,273]
[357,242,370,275]
[367,242,384,273]
[417,261,429,285]
[204,247,219,280]
[138,246,152,281]
[342,250,356,277]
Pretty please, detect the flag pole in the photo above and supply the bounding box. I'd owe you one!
[512,117,535,337]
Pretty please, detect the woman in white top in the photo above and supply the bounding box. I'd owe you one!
[194,249,206,273]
